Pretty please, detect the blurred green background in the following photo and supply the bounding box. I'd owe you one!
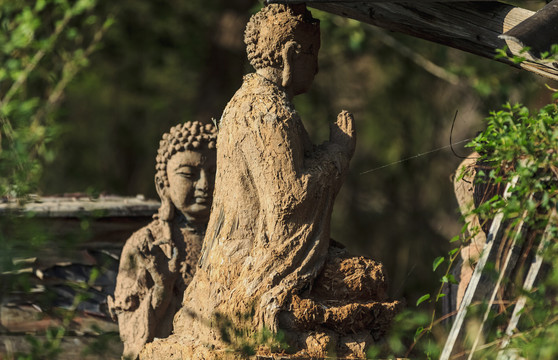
[4,0,556,305]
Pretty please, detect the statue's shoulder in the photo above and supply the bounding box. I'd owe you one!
[223,73,295,124]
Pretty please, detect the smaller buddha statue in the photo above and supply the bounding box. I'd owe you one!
[107,121,217,360]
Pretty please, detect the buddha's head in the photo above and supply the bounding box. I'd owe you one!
[155,121,217,226]
[245,4,320,96]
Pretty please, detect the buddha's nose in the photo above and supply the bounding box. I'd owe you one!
[196,170,209,193]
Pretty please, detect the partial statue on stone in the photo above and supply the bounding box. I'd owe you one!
[446,154,501,315]
[141,5,400,359]
[107,121,217,359]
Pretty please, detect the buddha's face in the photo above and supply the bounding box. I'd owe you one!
[165,148,216,224]
[290,30,320,96]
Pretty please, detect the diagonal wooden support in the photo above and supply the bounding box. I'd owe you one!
[496,208,558,360]
[440,176,519,360]
[467,194,533,359]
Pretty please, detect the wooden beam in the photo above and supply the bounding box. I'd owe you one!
[0,195,160,218]
[273,1,558,81]
[501,0,558,58]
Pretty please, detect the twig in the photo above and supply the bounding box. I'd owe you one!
[369,25,461,86]
[31,17,112,127]
[0,7,73,110]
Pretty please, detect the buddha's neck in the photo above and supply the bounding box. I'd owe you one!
[255,68,293,100]
[174,212,206,235]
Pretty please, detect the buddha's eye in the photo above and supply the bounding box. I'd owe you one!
[176,166,198,179]
[178,172,193,178]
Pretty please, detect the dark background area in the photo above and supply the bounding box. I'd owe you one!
[36,0,555,304]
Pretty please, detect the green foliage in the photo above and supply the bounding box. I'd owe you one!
[213,307,289,358]
[403,99,558,359]
[374,308,431,359]
[495,43,558,65]
[376,96,558,358]
[462,102,558,358]
[0,0,112,199]
[80,328,121,358]
[0,1,117,358]
[494,45,530,65]
[467,102,558,230]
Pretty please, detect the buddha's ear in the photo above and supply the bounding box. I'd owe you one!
[155,174,174,222]
[282,41,298,88]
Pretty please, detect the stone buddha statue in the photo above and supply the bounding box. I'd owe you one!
[107,121,217,359]
[141,5,399,359]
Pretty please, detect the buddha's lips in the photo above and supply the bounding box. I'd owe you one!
[195,196,210,205]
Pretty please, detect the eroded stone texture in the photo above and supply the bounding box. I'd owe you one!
[280,245,401,358]
[452,155,486,310]
[107,121,217,359]
[450,154,506,313]
[141,5,399,359]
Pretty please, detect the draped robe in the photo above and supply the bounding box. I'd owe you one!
[172,73,351,344]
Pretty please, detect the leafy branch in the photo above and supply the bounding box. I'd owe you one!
[0,0,113,198]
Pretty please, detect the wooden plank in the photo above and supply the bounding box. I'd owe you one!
[0,334,122,360]
[278,1,558,81]
[440,176,519,360]
[1,305,118,334]
[0,195,160,218]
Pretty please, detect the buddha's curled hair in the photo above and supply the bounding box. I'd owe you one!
[244,4,319,70]
[155,121,217,187]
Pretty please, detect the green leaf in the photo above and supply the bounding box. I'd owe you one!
[102,16,115,30]
[415,326,425,338]
[437,293,447,301]
[416,293,430,306]
[85,15,97,25]
[512,55,526,64]
[449,248,460,257]
[89,267,100,283]
[35,0,46,12]
[494,46,508,59]
[447,274,458,285]
[432,256,444,272]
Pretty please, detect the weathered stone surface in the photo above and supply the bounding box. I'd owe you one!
[108,121,217,359]
[141,5,399,359]
[452,155,487,310]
